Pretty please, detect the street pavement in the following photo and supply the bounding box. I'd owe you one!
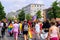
[0,30,46,40]
[0,32,45,40]
[0,30,24,40]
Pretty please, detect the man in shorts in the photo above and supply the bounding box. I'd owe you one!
[22,20,28,40]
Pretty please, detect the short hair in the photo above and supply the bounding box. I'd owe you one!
[50,21,56,25]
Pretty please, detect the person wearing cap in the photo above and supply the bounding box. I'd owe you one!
[22,20,28,40]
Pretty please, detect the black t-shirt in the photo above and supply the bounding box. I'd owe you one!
[42,21,50,32]
[22,23,28,31]
[42,22,50,29]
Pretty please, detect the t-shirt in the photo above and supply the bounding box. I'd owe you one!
[1,22,6,31]
[19,23,22,30]
[22,23,28,31]
[0,23,3,30]
[0,23,3,27]
[13,23,19,32]
[35,23,40,33]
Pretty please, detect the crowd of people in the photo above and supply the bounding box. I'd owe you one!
[0,19,60,40]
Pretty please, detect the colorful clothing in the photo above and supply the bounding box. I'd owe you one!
[28,27,32,38]
[19,23,22,31]
[8,24,13,33]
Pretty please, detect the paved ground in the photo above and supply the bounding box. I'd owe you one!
[0,30,24,40]
[0,36,24,40]
[0,30,46,40]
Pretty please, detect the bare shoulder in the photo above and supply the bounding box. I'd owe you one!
[49,26,52,30]
[55,26,59,31]
[57,27,59,30]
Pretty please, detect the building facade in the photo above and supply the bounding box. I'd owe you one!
[6,12,16,18]
[22,4,44,16]
[6,4,45,19]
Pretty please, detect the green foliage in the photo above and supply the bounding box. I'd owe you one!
[48,0,60,19]
[48,9,54,19]
[36,10,42,19]
[18,10,25,21]
[8,17,14,21]
[26,14,32,20]
[0,2,6,20]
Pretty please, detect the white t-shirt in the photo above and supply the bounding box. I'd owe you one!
[35,23,40,33]
[0,23,3,30]
[1,23,3,27]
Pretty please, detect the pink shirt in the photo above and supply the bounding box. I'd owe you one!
[13,23,19,32]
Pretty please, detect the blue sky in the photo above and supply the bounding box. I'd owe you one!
[0,0,60,14]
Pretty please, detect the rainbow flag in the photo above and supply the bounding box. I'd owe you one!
[28,27,33,38]
[8,24,13,33]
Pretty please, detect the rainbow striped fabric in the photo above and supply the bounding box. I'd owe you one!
[8,24,13,33]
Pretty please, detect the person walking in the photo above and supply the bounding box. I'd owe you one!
[48,21,59,40]
[1,19,7,38]
[0,21,2,37]
[35,20,40,40]
[12,20,19,40]
[19,21,22,35]
[57,21,60,40]
[8,20,13,36]
[22,20,28,40]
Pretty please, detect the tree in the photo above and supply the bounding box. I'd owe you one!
[48,0,60,19]
[52,0,60,18]
[0,2,6,20]
[8,17,14,21]
[26,14,32,20]
[36,10,42,19]
[18,10,25,21]
[48,9,54,19]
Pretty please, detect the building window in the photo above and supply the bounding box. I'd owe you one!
[34,10,36,12]
[31,5,35,7]
[40,5,41,7]
[37,5,39,7]
[35,5,36,7]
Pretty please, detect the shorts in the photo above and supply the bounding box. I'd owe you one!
[23,31,28,35]
[50,37,59,40]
